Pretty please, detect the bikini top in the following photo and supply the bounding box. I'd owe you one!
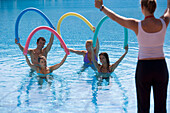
[84,52,98,64]
[98,66,111,74]
[97,67,111,79]
[37,68,53,77]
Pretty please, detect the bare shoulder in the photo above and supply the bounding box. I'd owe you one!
[42,47,48,53]
[82,50,87,56]
[109,65,115,72]
[81,50,86,53]
[28,49,34,54]
[127,18,139,35]
[128,18,139,26]
[161,16,170,27]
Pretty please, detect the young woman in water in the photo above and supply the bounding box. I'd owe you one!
[62,27,99,72]
[91,45,128,84]
[24,54,67,86]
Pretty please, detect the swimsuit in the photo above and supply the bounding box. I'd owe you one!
[98,66,111,79]
[84,52,98,64]
[83,52,98,69]
[37,68,53,79]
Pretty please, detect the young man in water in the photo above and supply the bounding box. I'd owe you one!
[15,33,54,72]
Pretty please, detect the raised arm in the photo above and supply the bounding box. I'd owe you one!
[49,54,67,71]
[91,46,100,71]
[69,48,86,55]
[92,27,100,56]
[60,43,86,56]
[95,0,138,35]
[24,55,37,70]
[94,38,100,57]
[15,38,31,55]
[160,0,170,27]
[110,45,128,72]
[44,33,54,53]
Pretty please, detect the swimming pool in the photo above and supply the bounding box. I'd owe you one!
[0,0,169,113]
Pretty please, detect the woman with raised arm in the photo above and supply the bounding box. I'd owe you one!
[62,27,99,72]
[95,0,170,112]
[91,45,128,85]
[68,39,99,72]
[24,54,67,86]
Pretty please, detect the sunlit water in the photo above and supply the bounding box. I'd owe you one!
[0,0,169,113]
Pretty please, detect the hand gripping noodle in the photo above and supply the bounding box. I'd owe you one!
[93,16,128,48]
[57,12,95,36]
[23,26,70,55]
[15,7,55,43]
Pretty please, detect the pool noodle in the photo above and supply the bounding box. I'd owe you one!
[92,16,128,48]
[23,26,70,55]
[124,27,128,48]
[93,16,109,47]
[57,12,95,36]
[15,7,55,43]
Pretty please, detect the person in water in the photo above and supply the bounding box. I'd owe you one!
[63,28,99,72]
[95,0,170,112]
[15,34,54,65]
[15,32,55,75]
[91,45,128,85]
[24,54,67,86]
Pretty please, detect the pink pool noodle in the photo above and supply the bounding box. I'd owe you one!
[23,26,70,55]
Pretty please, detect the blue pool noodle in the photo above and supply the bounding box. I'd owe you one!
[93,16,128,48]
[124,27,128,48]
[15,7,55,43]
[93,16,109,47]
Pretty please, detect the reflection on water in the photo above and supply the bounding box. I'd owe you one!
[112,73,128,113]
[95,73,112,86]
[0,73,70,112]
[91,72,128,113]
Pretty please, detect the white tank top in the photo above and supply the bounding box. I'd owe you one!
[137,18,167,59]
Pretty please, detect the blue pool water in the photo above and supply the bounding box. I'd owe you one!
[0,0,169,113]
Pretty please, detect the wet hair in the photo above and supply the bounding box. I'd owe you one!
[99,52,110,70]
[37,37,46,43]
[38,56,46,63]
[141,0,156,14]
[86,40,92,45]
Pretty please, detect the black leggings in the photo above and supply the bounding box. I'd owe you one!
[135,59,169,113]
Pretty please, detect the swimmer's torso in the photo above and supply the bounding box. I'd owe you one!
[30,49,47,65]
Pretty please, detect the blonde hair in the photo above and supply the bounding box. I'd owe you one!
[86,40,93,46]
[141,0,156,14]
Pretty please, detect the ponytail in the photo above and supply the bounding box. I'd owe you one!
[141,0,156,14]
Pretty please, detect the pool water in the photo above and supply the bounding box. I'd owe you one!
[0,0,169,113]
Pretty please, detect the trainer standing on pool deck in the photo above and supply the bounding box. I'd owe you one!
[95,0,170,113]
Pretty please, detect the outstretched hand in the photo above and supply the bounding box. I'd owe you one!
[60,43,63,48]
[95,0,103,9]
[53,26,56,30]
[15,38,20,45]
[124,45,128,52]
[92,26,96,33]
